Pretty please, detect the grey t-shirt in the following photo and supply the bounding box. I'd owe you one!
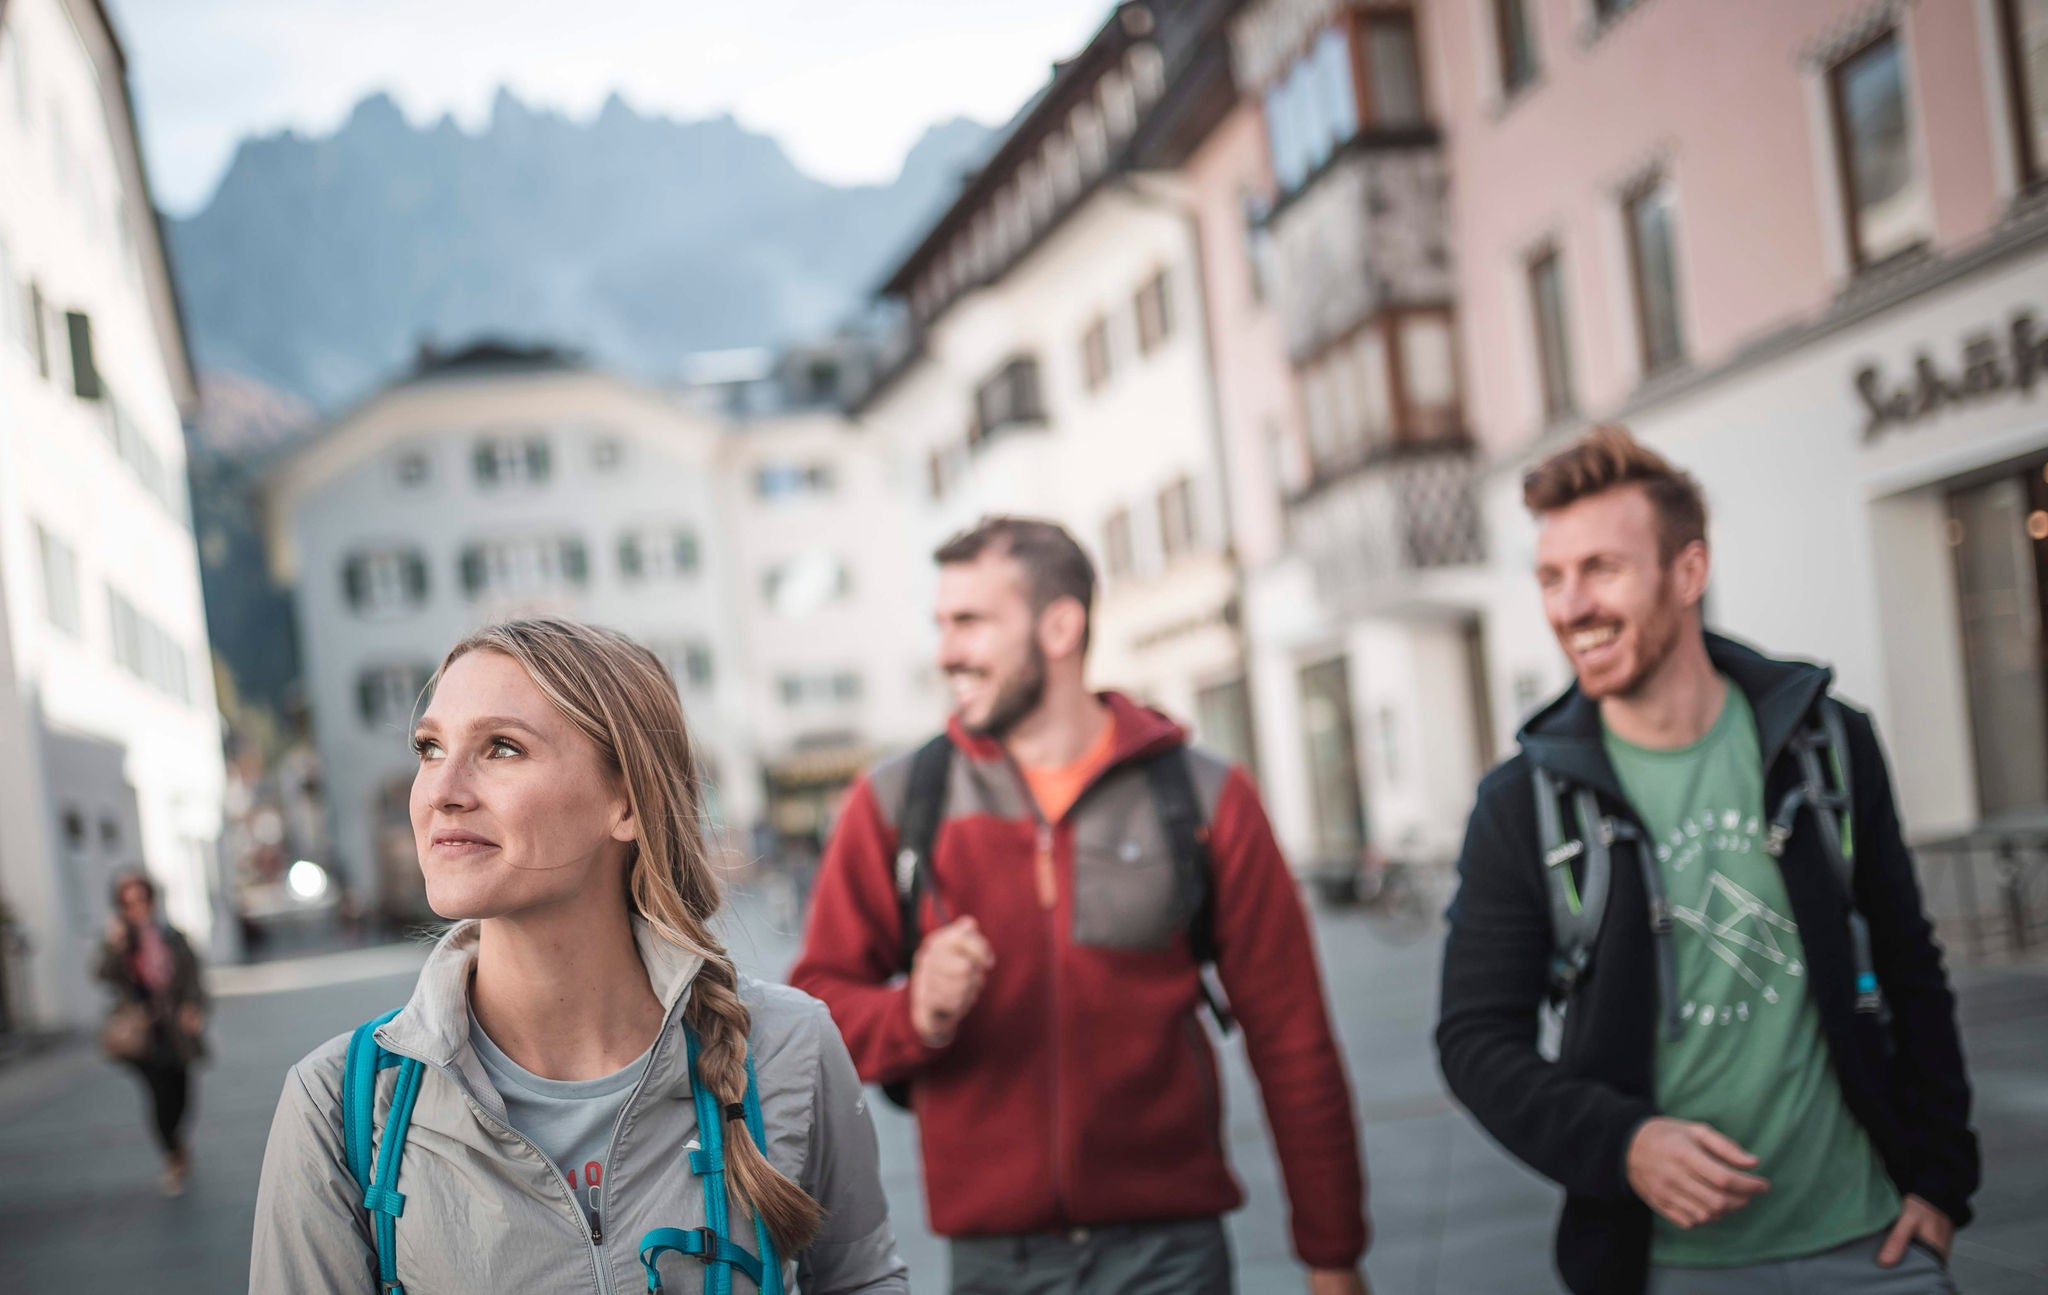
[468,1013,654,1231]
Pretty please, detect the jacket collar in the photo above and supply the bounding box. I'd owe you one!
[1516,631,1833,801]
[944,690,1186,768]
[378,914,704,1111]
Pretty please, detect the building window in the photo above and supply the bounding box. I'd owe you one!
[971,355,1046,445]
[473,434,551,487]
[1081,316,1113,392]
[1495,0,1540,97]
[1528,247,1576,420]
[35,523,82,635]
[458,536,588,598]
[343,548,429,614]
[755,463,836,499]
[1398,313,1462,441]
[28,280,48,379]
[778,671,862,708]
[650,641,715,692]
[1158,477,1198,562]
[1135,270,1174,355]
[1265,26,1360,192]
[1828,29,1930,269]
[762,553,852,618]
[1361,10,1426,127]
[1623,176,1686,376]
[1104,508,1136,580]
[395,452,430,486]
[618,527,700,580]
[2002,1,2048,188]
[1243,193,1276,303]
[107,589,191,703]
[357,665,430,727]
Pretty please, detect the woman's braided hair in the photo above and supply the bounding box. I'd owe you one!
[436,617,825,1253]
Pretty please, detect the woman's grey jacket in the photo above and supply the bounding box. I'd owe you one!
[250,918,909,1293]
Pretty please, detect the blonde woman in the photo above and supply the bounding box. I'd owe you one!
[251,618,907,1293]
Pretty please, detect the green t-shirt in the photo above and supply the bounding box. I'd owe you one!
[1603,681,1898,1266]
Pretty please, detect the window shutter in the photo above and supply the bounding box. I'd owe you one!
[405,552,428,601]
[528,439,551,481]
[675,532,698,574]
[474,444,497,484]
[358,673,379,723]
[619,534,642,578]
[343,556,367,608]
[563,537,588,585]
[66,311,101,400]
[460,546,484,595]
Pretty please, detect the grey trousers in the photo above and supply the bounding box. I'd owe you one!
[949,1218,1233,1295]
[1646,1229,1956,1295]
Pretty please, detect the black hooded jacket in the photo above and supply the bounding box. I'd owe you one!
[1435,634,1978,1295]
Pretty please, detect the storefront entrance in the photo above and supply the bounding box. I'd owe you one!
[1948,454,2048,819]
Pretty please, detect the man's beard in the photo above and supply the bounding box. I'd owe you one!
[1584,573,1688,702]
[959,642,1049,739]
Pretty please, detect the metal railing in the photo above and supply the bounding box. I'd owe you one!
[1913,823,2048,961]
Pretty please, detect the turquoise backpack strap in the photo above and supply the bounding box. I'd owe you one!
[638,1025,783,1294]
[342,1008,425,1295]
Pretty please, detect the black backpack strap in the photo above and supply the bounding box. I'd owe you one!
[1534,767,1673,1038]
[1770,699,1884,1018]
[893,735,955,974]
[1143,749,1234,1034]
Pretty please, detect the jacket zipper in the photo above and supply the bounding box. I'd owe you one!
[1038,818,1072,1220]
[384,1004,685,1295]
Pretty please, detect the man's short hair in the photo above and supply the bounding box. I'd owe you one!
[934,515,1096,650]
[1522,424,1708,563]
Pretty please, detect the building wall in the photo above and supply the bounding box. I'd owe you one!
[1434,0,2007,455]
[269,369,757,914]
[723,412,934,765]
[0,0,223,1027]
[863,186,1244,730]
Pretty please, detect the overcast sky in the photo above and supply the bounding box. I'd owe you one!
[105,0,1114,215]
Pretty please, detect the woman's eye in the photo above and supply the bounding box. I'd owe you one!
[412,737,442,759]
[488,738,522,758]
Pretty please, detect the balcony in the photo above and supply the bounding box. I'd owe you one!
[1285,439,1484,616]
[1267,141,1452,362]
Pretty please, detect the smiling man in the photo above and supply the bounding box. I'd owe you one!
[1435,427,1978,1295]
[791,516,1369,1294]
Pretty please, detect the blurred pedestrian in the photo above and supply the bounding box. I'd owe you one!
[97,869,207,1197]
[792,517,1369,1295]
[1436,427,1978,1295]
[250,617,906,1293]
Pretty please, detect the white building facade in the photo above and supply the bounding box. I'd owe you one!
[0,0,224,1029]
[263,352,760,919]
[857,2,1253,751]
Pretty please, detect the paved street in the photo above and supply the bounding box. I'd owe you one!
[1,887,2043,1293]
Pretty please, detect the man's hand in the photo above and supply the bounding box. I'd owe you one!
[1307,1267,1368,1295]
[104,916,129,950]
[909,916,995,1047]
[1876,1195,1953,1267]
[1625,1117,1770,1229]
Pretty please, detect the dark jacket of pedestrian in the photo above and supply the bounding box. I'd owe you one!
[790,692,1369,1272]
[1435,635,1979,1295]
[97,913,208,1064]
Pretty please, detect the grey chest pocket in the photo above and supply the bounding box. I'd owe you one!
[1070,795,1185,951]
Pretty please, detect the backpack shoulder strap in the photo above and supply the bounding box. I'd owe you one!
[892,734,955,974]
[1143,748,1234,1034]
[1533,767,1610,1004]
[343,1008,424,1295]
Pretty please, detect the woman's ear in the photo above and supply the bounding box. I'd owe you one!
[609,786,639,844]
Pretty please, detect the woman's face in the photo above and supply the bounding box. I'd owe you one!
[117,883,155,926]
[410,650,636,922]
